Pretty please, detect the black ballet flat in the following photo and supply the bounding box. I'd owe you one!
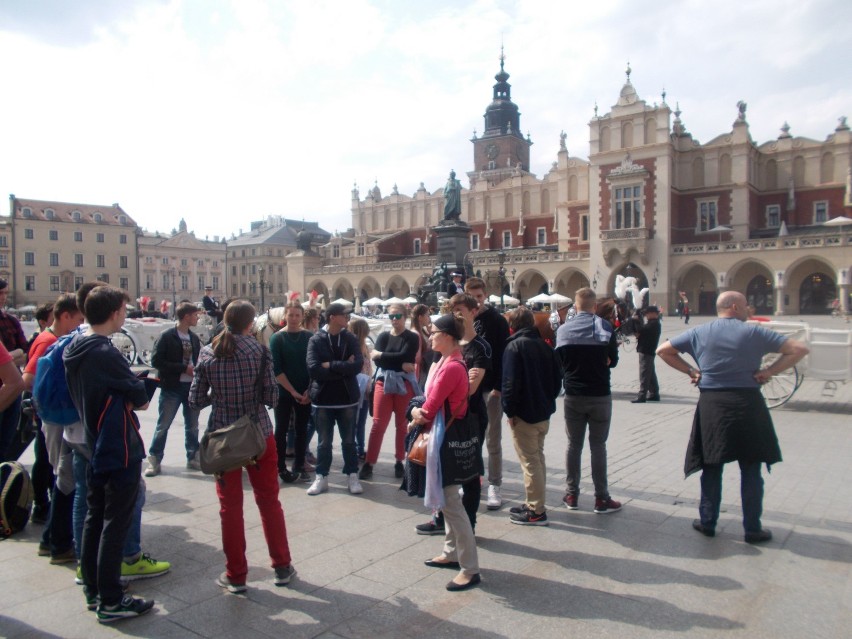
[424,559,460,569]
[446,573,481,591]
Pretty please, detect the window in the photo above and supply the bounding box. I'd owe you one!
[74,276,84,290]
[232,283,237,295]
[332,245,340,258]
[75,254,83,267]
[24,252,35,266]
[45,209,55,220]
[100,274,109,284]
[49,253,59,267]
[278,282,284,293]
[162,257,169,265]
[197,260,204,267]
[145,274,153,290]
[0,236,6,247]
[213,260,219,267]
[470,234,480,250]
[0,254,8,267]
[357,243,365,256]
[49,230,58,241]
[24,229,34,239]
[212,276,219,289]
[231,265,237,276]
[145,256,153,264]
[413,239,421,255]
[251,264,257,275]
[580,214,589,242]
[119,277,128,290]
[198,276,205,290]
[766,205,781,228]
[74,231,83,242]
[613,185,642,229]
[241,283,246,295]
[181,275,188,290]
[49,276,60,292]
[72,211,81,222]
[25,276,35,291]
[536,227,547,245]
[119,256,128,268]
[502,230,512,248]
[118,215,126,225]
[96,255,105,268]
[22,207,32,218]
[93,213,102,223]
[697,199,718,232]
[162,274,170,289]
[814,201,828,224]
[241,250,245,257]
[119,234,127,244]
[180,259,188,267]
[251,248,256,256]
[96,232,104,243]
[241,265,246,276]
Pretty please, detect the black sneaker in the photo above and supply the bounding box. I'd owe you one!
[394,461,404,478]
[510,510,549,526]
[415,521,445,535]
[358,463,373,480]
[96,595,155,624]
[279,469,297,484]
[744,529,772,544]
[293,470,312,483]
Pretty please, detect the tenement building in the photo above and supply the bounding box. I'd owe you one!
[5,196,140,308]
[306,60,852,315]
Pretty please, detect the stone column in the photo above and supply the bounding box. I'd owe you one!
[774,271,786,316]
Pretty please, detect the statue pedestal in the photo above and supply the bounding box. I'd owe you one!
[433,220,471,273]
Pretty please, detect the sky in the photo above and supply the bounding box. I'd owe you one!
[1,0,850,241]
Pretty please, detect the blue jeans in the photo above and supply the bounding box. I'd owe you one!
[699,460,764,533]
[355,396,369,456]
[71,447,145,560]
[314,406,358,477]
[148,384,200,462]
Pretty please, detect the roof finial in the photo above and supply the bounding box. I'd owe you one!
[625,61,632,82]
[661,87,667,104]
[500,37,505,72]
[594,100,599,118]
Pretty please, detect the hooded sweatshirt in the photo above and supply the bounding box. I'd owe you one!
[63,333,148,450]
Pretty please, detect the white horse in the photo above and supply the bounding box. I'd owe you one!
[614,274,649,310]
[252,307,287,347]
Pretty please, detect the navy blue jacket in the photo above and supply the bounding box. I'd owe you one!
[502,327,563,423]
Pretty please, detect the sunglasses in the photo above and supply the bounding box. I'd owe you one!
[388,313,403,320]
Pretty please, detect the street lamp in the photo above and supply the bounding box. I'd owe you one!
[170,267,177,319]
[497,251,507,308]
[259,267,266,312]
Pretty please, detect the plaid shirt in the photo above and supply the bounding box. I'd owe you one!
[189,334,278,437]
[0,311,27,353]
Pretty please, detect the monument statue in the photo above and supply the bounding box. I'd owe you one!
[296,228,313,252]
[443,170,462,221]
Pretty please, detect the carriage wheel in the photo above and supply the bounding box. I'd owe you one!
[109,329,137,365]
[760,353,799,408]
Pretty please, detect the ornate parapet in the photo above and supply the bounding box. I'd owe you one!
[601,226,650,265]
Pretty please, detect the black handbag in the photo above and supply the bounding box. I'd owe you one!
[439,362,480,486]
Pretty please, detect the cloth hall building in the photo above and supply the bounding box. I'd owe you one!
[304,61,851,316]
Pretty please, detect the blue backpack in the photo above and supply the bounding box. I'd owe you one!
[32,334,79,425]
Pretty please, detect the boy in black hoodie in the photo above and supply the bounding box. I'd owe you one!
[63,286,154,623]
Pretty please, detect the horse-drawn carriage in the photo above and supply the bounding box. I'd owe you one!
[756,320,852,408]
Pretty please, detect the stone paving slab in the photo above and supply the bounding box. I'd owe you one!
[1,315,850,638]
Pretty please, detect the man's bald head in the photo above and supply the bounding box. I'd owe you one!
[717,291,749,320]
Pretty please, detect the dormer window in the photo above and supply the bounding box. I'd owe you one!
[45,209,55,220]
[93,212,103,223]
[72,210,82,222]
[118,215,127,225]
[22,207,32,218]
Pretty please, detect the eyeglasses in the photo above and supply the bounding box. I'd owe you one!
[429,330,446,337]
[388,313,403,320]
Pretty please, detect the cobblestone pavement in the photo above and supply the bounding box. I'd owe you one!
[2,315,850,638]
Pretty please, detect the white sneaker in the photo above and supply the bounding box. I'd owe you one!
[486,484,503,510]
[306,475,328,496]
[347,473,363,495]
[144,455,160,477]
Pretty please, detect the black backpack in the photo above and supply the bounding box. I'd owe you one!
[0,461,33,538]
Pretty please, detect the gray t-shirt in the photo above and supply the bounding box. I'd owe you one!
[669,318,787,389]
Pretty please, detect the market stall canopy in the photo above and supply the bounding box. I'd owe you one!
[488,294,520,306]
[362,297,384,306]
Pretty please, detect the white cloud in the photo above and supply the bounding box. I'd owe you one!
[0,0,849,238]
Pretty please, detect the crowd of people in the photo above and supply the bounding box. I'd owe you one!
[0,275,809,623]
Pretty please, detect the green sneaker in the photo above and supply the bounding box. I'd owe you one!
[121,553,171,581]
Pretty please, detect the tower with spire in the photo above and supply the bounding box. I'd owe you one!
[469,46,532,181]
